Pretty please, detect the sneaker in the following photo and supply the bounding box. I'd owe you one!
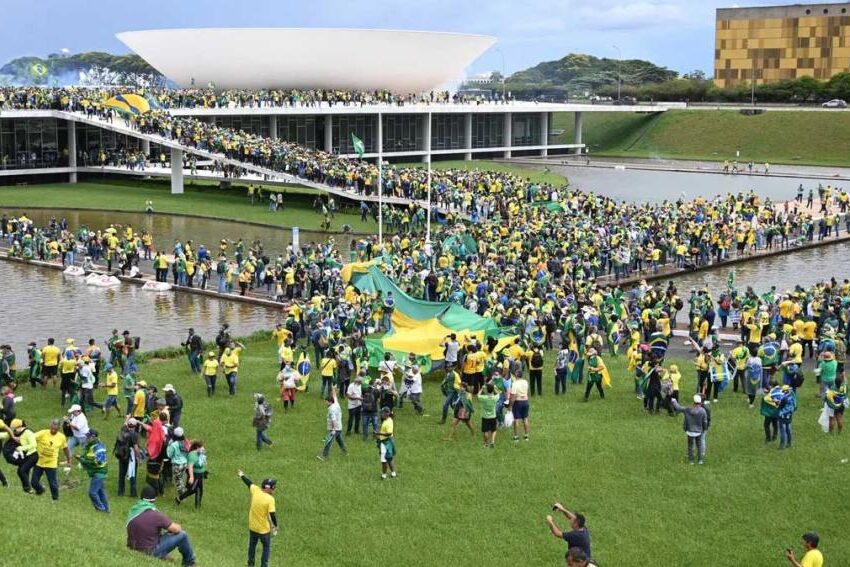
[381,474,387,480]
[524,435,529,441]
[315,455,326,462]
[390,471,397,478]
[697,460,704,465]
[512,436,519,442]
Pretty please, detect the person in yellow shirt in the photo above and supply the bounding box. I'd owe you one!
[237,470,278,567]
[278,342,294,371]
[132,381,148,418]
[800,318,817,359]
[102,363,120,418]
[41,337,61,388]
[271,323,291,347]
[319,353,338,397]
[376,406,396,479]
[220,343,244,396]
[202,351,220,396]
[32,419,71,500]
[785,532,824,567]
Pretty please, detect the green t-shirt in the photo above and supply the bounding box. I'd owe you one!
[478,393,499,419]
[187,450,206,474]
[819,359,838,385]
[122,374,135,397]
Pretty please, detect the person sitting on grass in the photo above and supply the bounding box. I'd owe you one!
[126,485,198,566]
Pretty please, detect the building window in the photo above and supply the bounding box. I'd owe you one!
[431,115,466,150]
[382,115,423,153]
[471,114,504,148]
[333,115,376,154]
[511,114,541,147]
[279,116,318,149]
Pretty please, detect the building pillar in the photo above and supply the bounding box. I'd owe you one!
[503,113,512,159]
[170,147,184,194]
[422,113,432,163]
[574,111,583,154]
[141,138,150,157]
[464,113,472,161]
[67,119,77,183]
[269,115,278,140]
[540,112,549,157]
[325,115,333,153]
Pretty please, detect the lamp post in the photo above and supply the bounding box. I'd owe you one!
[612,45,622,101]
[495,47,506,99]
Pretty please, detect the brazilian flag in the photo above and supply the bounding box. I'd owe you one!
[350,133,365,158]
[29,62,49,79]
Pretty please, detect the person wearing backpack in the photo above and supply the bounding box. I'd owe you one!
[177,440,207,509]
[360,375,379,441]
[114,418,141,497]
[527,346,545,396]
[76,429,109,512]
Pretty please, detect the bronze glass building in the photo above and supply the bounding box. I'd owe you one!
[715,2,850,87]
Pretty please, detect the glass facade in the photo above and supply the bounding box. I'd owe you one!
[211,115,270,137]
[512,114,541,146]
[715,4,850,87]
[471,114,504,149]
[0,118,68,170]
[278,116,321,149]
[333,116,377,154]
[431,115,466,150]
[382,114,424,153]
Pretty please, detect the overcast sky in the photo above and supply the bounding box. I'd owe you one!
[0,1,832,77]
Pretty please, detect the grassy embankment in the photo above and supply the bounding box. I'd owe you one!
[552,109,850,167]
[5,337,847,567]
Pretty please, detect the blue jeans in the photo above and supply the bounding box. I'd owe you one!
[218,275,226,293]
[256,428,272,450]
[153,531,196,566]
[248,530,271,567]
[88,475,109,511]
[31,465,59,500]
[321,430,347,457]
[779,417,793,448]
[226,372,238,395]
[441,391,458,422]
[382,313,393,332]
[361,412,379,440]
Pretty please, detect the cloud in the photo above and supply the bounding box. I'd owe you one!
[575,1,695,31]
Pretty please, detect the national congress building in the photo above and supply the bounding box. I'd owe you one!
[715,2,850,88]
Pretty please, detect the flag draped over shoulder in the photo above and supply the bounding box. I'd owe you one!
[350,133,365,158]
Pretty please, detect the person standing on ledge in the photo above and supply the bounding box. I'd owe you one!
[237,470,278,567]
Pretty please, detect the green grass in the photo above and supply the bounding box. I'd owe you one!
[0,178,374,233]
[396,159,569,186]
[552,109,850,166]
[8,339,846,566]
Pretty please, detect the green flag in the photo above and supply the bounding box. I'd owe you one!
[726,268,735,290]
[29,62,48,79]
[350,133,365,158]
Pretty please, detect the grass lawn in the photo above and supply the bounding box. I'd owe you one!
[395,159,569,186]
[552,109,850,167]
[8,338,846,567]
[0,178,374,233]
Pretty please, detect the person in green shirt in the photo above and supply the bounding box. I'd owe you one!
[122,372,136,415]
[76,429,109,512]
[817,351,838,398]
[478,383,499,448]
[27,342,42,388]
[177,440,207,509]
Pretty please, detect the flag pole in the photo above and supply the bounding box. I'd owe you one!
[426,152,432,267]
[377,112,383,247]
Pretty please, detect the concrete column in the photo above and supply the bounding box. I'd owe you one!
[269,115,278,140]
[540,112,549,157]
[422,113,432,163]
[574,111,583,154]
[503,113,512,159]
[325,115,333,153]
[67,119,77,183]
[141,138,150,157]
[464,113,472,161]
[170,147,184,194]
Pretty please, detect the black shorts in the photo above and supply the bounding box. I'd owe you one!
[481,417,497,433]
[43,365,57,377]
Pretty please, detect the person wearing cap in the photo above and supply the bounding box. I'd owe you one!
[78,356,103,413]
[59,350,78,408]
[126,485,198,566]
[26,341,42,388]
[100,363,120,419]
[546,502,592,559]
[32,419,71,500]
[164,385,184,428]
[376,406,397,479]
[76,428,109,512]
[202,351,220,397]
[317,386,347,460]
[115,417,141,497]
[785,531,824,567]
[237,470,278,567]
[220,341,244,396]
[66,403,90,456]
[3,418,37,491]
[167,427,190,502]
[817,350,838,398]
[132,380,148,419]
[670,394,709,464]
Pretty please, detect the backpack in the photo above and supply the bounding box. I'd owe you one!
[674,298,684,311]
[113,434,131,460]
[215,331,228,347]
[2,435,22,466]
[531,351,544,368]
[361,387,377,412]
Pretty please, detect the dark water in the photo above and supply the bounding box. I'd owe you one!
[0,259,282,358]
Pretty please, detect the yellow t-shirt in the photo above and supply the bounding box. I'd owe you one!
[221,347,242,373]
[60,358,77,374]
[42,345,61,367]
[801,321,817,341]
[249,484,277,534]
[105,371,119,396]
[132,390,146,418]
[800,549,824,567]
[34,430,67,468]
[379,417,394,439]
[320,357,337,377]
[272,328,291,346]
[203,359,219,376]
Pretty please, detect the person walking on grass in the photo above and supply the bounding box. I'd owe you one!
[478,383,499,448]
[202,351,219,397]
[671,394,708,465]
[253,395,273,451]
[440,363,461,424]
[785,532,824,567]
[316,386,347,460]
[445,382,475,440]
[32,419,71,501]
[115,417,141,497]
[76,428,109,512]
[345,375,362,436]
[177,440,207,509]
[167,427,190,503]
[510,372,531,442]
[126,485,198,566]
[237,470,278,567]
[377,406,397,479]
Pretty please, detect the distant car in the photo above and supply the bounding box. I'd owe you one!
[822,99,847,108]
[613,96,637,106]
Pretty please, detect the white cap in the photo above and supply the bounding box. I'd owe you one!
[173,427,185,438]
[692,394,702,404]
[163,384,176,392]
[68,404,82,413]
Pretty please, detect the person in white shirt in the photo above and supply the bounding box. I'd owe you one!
[442,334,460,366]
[345,376,363,436]
[317,386,347,461]
[78,359,103,412]
[408,366,424,415]
[510,373,531,442]
[66,404,90,455]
